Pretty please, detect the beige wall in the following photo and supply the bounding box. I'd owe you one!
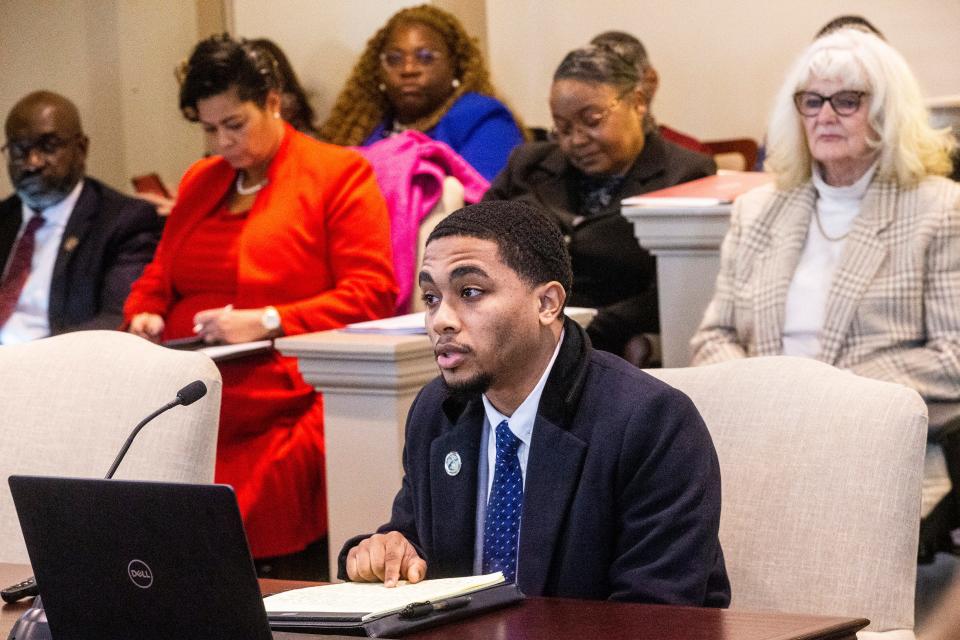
[485,0,960,138]
[233,0,960,141]
[230,0,418,125]
[1,0,957,201]
[0,0,205,199]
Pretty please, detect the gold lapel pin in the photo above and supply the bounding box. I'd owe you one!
[62,236,79,252]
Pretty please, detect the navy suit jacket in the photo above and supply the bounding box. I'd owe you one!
[340,319,731,607]
[0,177,160,336]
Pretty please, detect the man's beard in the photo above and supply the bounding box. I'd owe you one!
[441,371,493,402]
[15,174,74,210]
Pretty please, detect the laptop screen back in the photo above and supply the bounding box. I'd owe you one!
[9,475,273,640]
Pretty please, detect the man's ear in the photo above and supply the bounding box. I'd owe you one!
[536,281,566,326]
[76,134,90,159]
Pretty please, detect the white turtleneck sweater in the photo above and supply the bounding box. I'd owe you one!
[781,162,878,358]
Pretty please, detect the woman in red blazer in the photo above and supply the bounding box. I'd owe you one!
[125,35,397,578]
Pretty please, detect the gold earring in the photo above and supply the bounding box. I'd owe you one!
[378,82,386,92]
[451,78,461,89]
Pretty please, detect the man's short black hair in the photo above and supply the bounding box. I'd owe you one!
[427,201,573,301]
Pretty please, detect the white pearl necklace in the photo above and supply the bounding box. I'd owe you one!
[235,172,268,195]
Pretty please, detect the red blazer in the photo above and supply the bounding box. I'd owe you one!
[125,124,397,333]
[124,127,397,557]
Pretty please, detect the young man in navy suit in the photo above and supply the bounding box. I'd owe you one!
[339,200,730,606]
[0,91,160,344]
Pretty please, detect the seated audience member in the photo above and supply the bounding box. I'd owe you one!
[319,4,524,181]
[754,15,885,170]
[484,45,716,363]
[590,31,711,155]
[248,38,319,138]
[691,29,959,401]
[339,201,730,606]
[0,91,160,345]
[125,35,397,579]
[145,37,321,218]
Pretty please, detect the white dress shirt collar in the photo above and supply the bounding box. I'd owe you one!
[481,328,565,452]
[0,179,84,345]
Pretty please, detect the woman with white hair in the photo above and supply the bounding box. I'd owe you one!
[691,29,959,400]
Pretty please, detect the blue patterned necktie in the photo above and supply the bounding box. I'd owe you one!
[483,420,524,581]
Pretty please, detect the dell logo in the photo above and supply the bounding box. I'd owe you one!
[127,559,154,589]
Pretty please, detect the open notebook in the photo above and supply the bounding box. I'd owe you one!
[264,572,504,622]
[264,572,522,636]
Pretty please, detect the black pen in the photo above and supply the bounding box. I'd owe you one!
[399,595,472,619]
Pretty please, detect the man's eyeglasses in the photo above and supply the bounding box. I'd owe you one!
[793,91,867,117]
[2,134,81,163]
[551,88,634,139]
[379,48,445,70]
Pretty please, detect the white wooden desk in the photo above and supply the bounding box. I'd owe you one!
[276,309,595,572]
[621,202,731,367]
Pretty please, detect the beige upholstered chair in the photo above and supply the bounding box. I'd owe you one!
[0,330,222,564]
[648,356,927,639]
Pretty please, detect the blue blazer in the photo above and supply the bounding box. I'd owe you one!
[364,92,523,181]
[340,319,731,606]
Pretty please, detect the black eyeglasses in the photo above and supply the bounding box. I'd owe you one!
[793,91,867,117]
[379,48,445,70]
[1,134,81,163]
[551,87,634,139]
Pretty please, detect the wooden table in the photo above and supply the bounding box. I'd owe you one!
[5,564,868,640]
[0,564,34,634]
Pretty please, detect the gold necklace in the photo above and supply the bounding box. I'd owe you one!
[813,208,851,242]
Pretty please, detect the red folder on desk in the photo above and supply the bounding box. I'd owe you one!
[622,171,773,206]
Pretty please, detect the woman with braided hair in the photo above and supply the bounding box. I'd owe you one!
[319,4,524,180]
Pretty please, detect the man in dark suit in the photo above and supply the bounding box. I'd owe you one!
[0,91,160,344]
[339,201,730,607]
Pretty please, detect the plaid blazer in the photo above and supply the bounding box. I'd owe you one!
[691,175,960,400]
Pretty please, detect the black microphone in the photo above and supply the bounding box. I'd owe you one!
[0,380,208,605]
[105,380,208,479]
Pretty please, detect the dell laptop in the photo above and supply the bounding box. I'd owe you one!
[8,475,327,640]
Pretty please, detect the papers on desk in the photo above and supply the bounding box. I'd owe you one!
[198,340,273,362]
[343,313,428,335]
[263,572,505,622]
[163,336,273,362]
[624,196,726,207]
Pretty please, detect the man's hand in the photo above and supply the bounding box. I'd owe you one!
[346,531,427,587]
